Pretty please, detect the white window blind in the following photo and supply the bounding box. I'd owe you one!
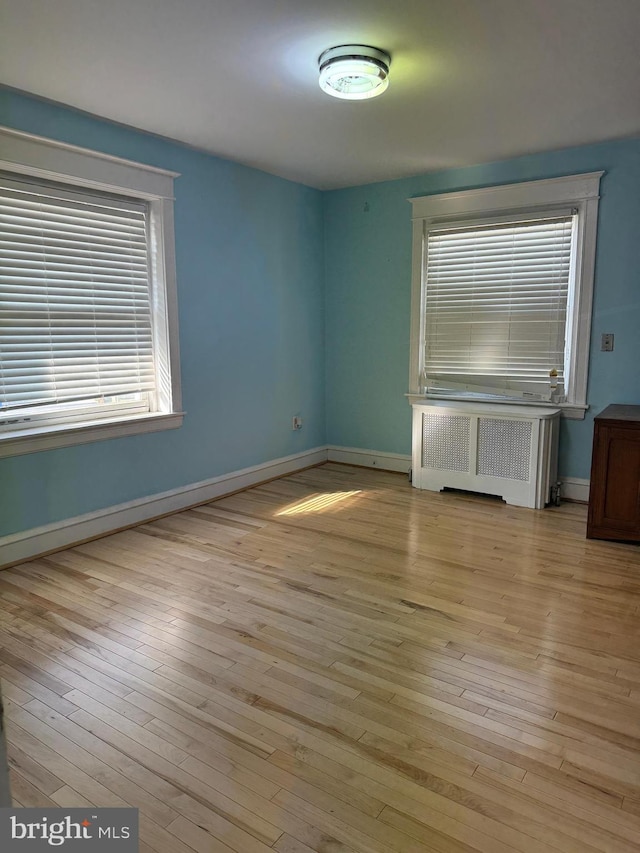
[423,214,575,397]
[0,173,156,420]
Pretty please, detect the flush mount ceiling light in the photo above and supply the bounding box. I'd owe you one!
[318,44,391,100]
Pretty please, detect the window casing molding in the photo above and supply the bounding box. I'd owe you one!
[0,125,183,457]
[408,172,603,420]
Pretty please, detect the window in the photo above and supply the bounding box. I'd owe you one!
[0,126,182,456]
[424,213,575,399]
[409,173,603,419]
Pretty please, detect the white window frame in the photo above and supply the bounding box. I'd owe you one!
[408,172,603,420]
[0,125,183,457]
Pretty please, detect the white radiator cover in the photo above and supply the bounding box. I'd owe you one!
[411,400,560,508]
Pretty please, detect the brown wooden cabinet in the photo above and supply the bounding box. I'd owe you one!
[587,404,640,541]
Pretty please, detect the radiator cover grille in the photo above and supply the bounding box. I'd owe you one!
[422,413,470,471]
[477,417,532,481]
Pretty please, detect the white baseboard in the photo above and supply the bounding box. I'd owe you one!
[559,476,590,503]
[327,445,411,474]
[0,446,328,568]
[0,444,590,568]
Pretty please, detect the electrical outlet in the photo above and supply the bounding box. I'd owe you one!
[601,333,614,352]
[292,416,303,430]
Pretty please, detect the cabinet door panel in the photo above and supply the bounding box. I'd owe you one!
[603,435,640,525]
[588,423,640,540]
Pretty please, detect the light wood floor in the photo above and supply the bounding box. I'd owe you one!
[1,463,640,853]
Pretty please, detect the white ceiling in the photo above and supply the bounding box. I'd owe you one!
[1,0,640,189]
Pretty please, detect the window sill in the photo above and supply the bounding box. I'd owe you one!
[0,411,184,458]
[405,393,588,420]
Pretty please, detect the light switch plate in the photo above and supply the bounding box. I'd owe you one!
[601,333,614,352]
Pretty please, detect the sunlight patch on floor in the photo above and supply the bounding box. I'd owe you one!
[276,490,363,516]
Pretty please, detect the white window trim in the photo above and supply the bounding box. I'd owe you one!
[0,125,184,457]
[408,172,603,420]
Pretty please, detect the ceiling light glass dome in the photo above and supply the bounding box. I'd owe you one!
[318,45,391,100]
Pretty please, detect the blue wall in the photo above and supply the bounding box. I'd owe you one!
[324,139,640,479]
[0,89,325,537]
